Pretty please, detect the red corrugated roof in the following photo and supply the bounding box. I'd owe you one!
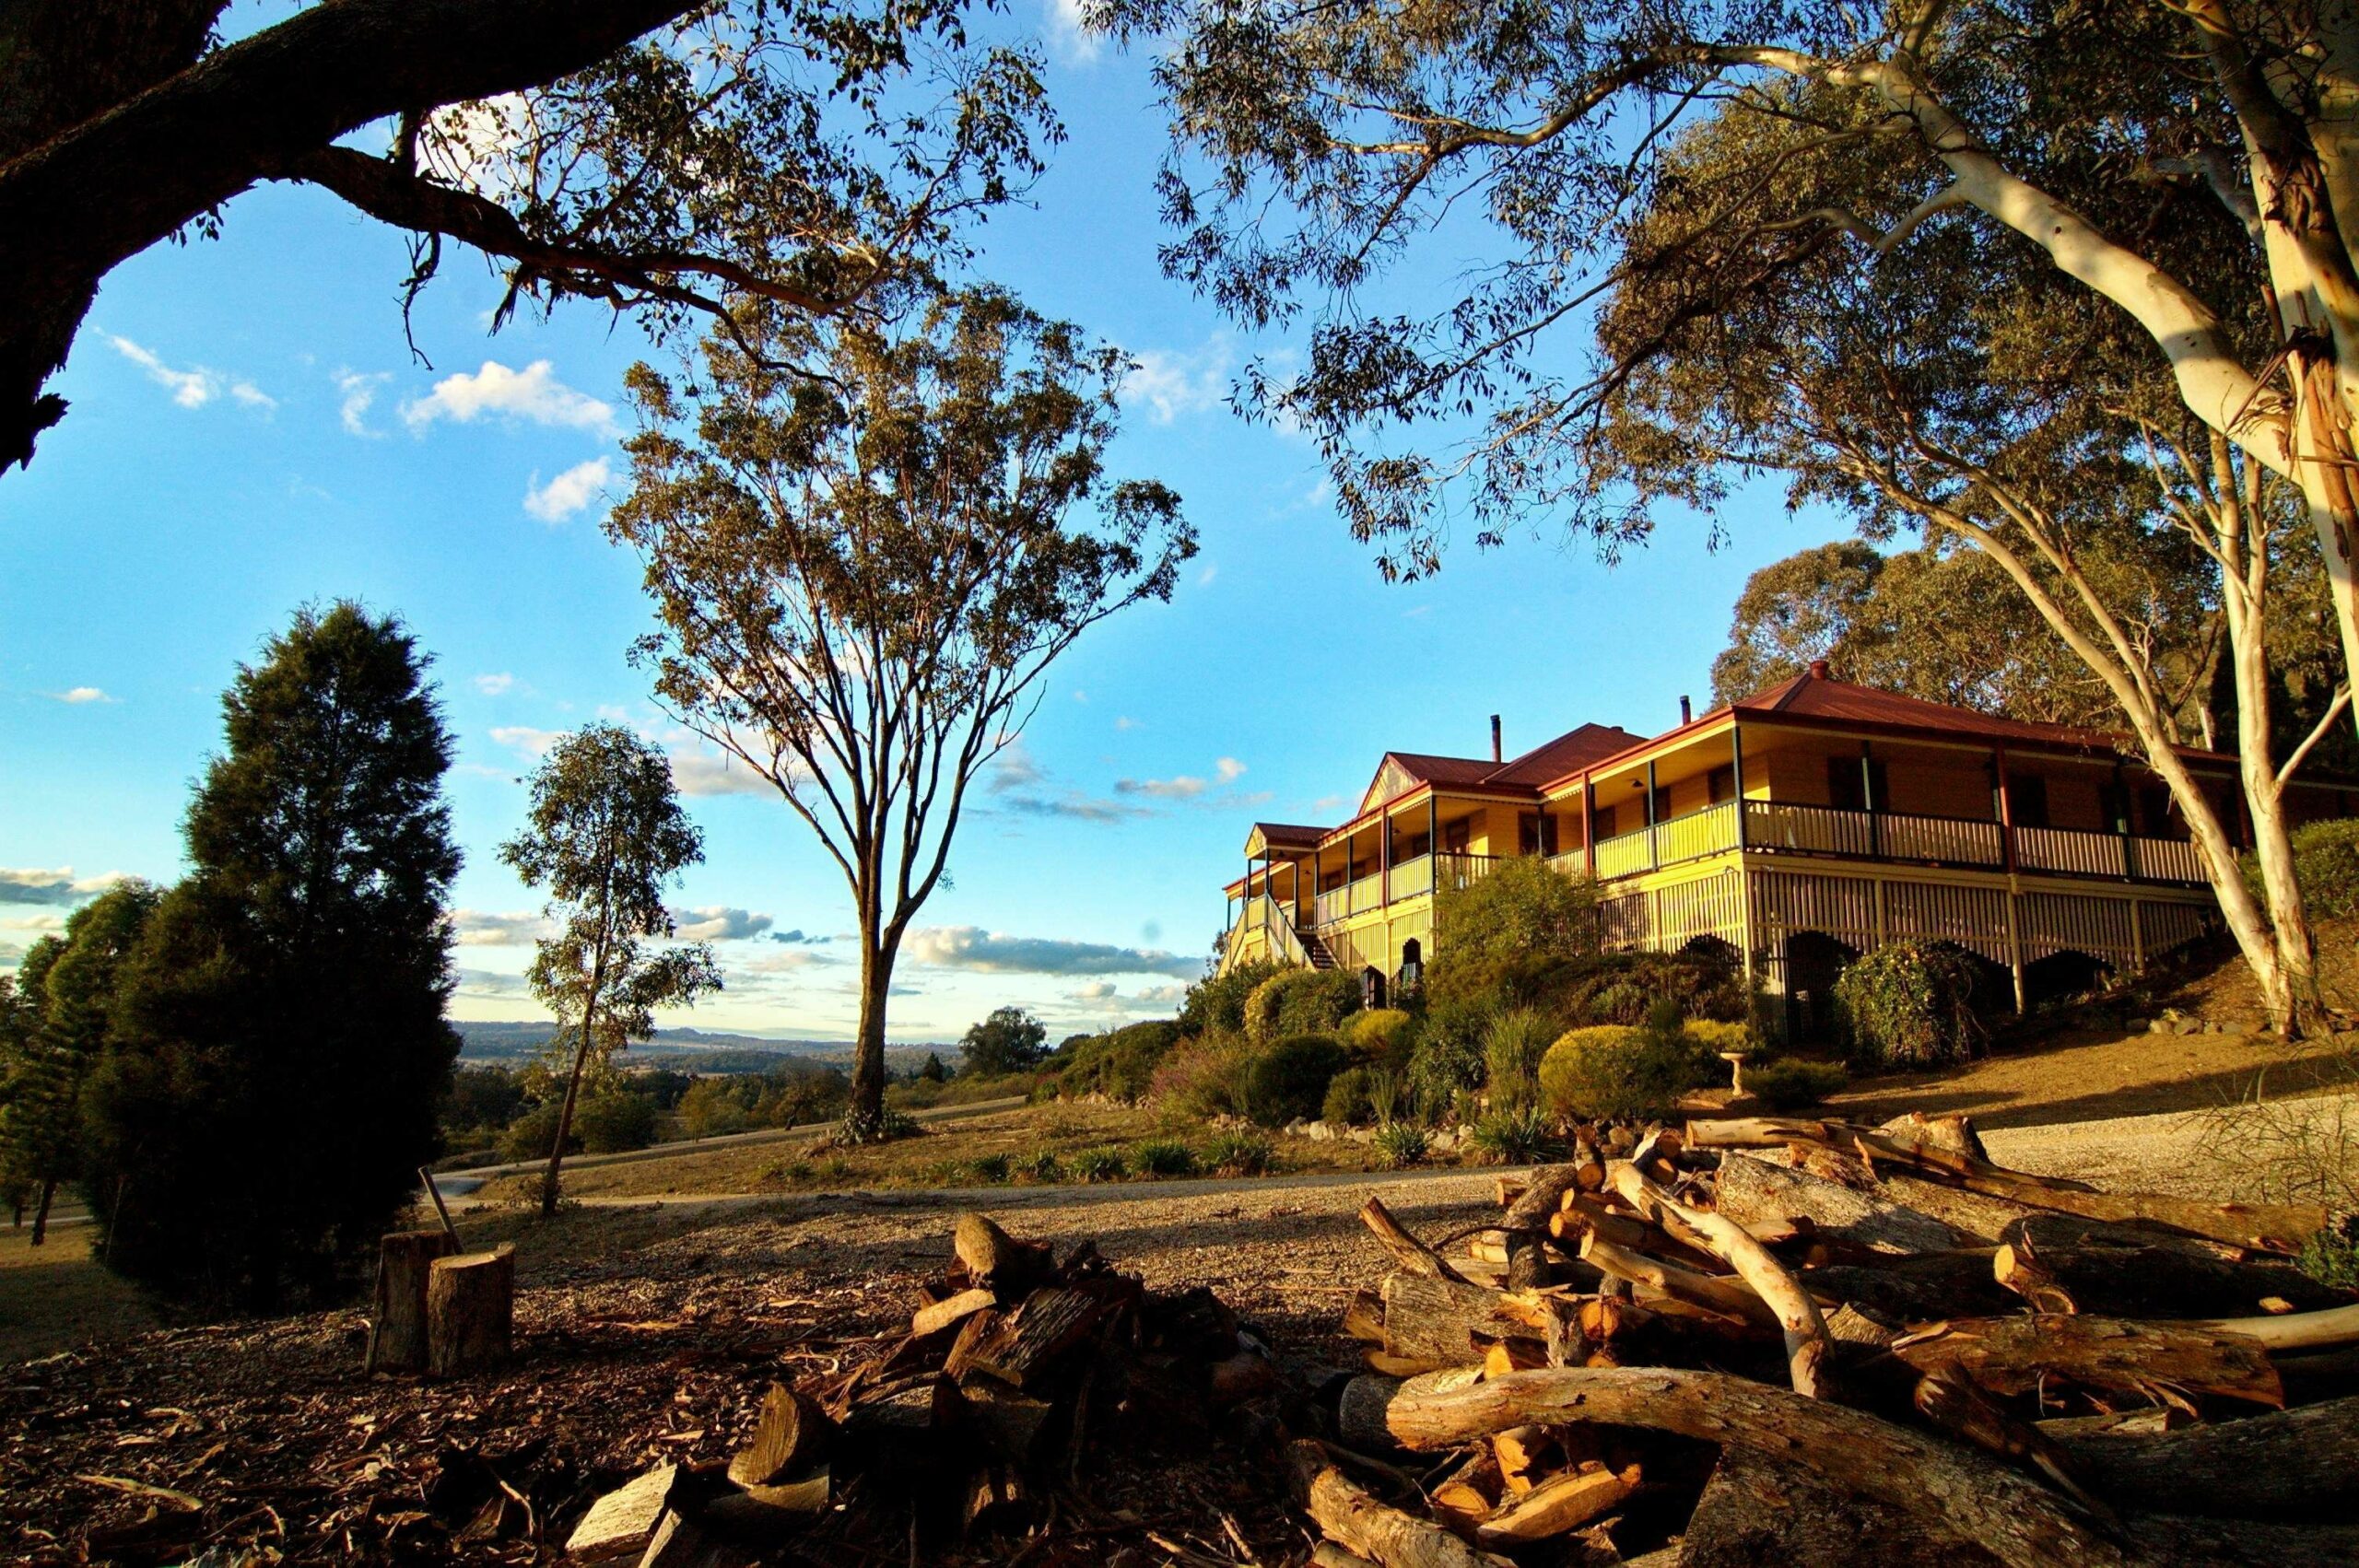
[1730,670,2126,748]
[1484,721,1649,787]
[1383,751,1511,790]
[1248,822,1327,847]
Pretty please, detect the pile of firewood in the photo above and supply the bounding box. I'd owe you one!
[563,1213,1277,1565]
[1305,1112,2359,1567]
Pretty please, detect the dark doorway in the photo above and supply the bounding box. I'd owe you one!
[2024,950,2113,1010]
[1782,931,1858,1042]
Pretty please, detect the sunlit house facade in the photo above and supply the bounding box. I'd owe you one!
[1219,665,2359,1032]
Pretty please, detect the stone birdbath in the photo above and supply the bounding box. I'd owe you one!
[1720,1048,1753,1098]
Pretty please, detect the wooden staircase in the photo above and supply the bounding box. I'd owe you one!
[1300,928,1339,970]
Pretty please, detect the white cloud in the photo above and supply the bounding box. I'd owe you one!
[524,456,614,522]
[905,926,1199,977]
[334,369,390,436]
[1042,0,1102,64]
[1074,980,1118,1000]
[668,746,775,798]
[475,673,517,696]
[1113,716,1141,731]
[452,908,554,947]
[1116,755,1252,804]
[48,686,116,705]
[1216,756,1248,783]
[452,966,532,1000]
[0,867,129,907]
[675,907,773,942]
[108,335,273,412]
[489,724,566,759]
[1121,336,1232,424]
[403,359,615,433]
[1196,562,1219,588]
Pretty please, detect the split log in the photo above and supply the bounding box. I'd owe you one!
[2119,1515,2359,1567]
[1496,1163,1584,1288]
[1998,1214,2350,1316]
[1374,1365,2135,1568]
[1473,1464,1637,1545]
[962,1377,1054,1461]
[1676,1448,1999,1568]
[1284,1438,1496,1568]
[1684,1117,1840,1148]
[1553,1193,1727,1274]
[1379,1272,1541,1366]
[2190,1299,2359,1352]
[1713,1153,1966,1255]
[703,1470,831,1539]
[640,1507,745,1568]
[1360,1198,1473,1284]
[1337,1374,1407,1452]
[1911,1363,2113,1521]
[1575,1232,1777,1329]
[1847,1131,2326,1249]
[365,1227,457,1374]
[911,1286,997,1338]
[2050,1393,2359,1520]
[1875,1111,1991,1164]
[425,1244,514,1378]
[1612,1164,1831,1398]
[1803,1253,2017,1324]
[1890,1315,2283,1407]
[727,1383,833,1488]
[1311,1547,1382,1568]
[953,1212,1052,1295]
[958,1287,1115,1389]
[565,1464,677,1562]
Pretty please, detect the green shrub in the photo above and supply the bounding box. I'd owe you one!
[573,1092,659,1153]
[1427,857,1599,993]
[1132,1139,1199,1177]
[1409,995,1494,1113]
[1833,942,1990,1069]
[1245,967,1362,1045]
[1555,952,1750,1026]
[2299,1217,2359,1292]
[1345,1007,1418,1065]
[1482,1006,1556,1112]
[1069,1145,1127,1182]
[1468,1106,1560,1164]
[1684,1019,1757,1059]
[1242,1034,1351,1127]
[1749,1059,1849,1110]
[1538,1024,1714,1121]
[1020,1148,1064,1184]
[1179,958,1285,1037]
[1203,1129,1275,1175]
[2247,818,2359,923]
[1323,1065,1376,1126]
[1373,1122,1432,1168]
[964,1153,1013,1184]
[1147,1029,1258,1118]
[1055,1020,1182,1102]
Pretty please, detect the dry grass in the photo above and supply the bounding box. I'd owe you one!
[472,1099,1407,1204]
[0,1223,158,1364]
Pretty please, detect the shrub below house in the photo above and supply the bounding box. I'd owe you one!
[1539,1024,1717,1121]
[1749,1059,1849,1110]
[1243,966,1362,1045]
[1053,1020,1180,1102]
[2245,818,2359,923]
[1481,1006,1555,1112]
[1408,994,1495,1114]
[1833,941,1990,1070]
[1345,1007,1418,1067]
[1241,1034,1351,1127]
[1179,957,1285,1037]
[1147,1029,1258,1119]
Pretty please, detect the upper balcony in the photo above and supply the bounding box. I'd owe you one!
[1574,796,2210,886]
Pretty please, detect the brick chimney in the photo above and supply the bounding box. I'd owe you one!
[1490,714,1502,762]
[1808,658,1831,679]
[1679,695,1692,724]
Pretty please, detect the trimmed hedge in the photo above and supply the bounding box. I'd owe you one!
[1539,1024,1715,1121]
[1244,966,1362,1046]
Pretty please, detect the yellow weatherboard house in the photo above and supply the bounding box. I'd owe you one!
[1220,664,2359,1034]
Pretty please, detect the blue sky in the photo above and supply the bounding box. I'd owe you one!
[0,2,1847,1044]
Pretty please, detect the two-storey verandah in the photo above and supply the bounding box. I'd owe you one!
[1222,668,2359,1031]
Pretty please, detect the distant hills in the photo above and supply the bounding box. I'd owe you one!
[453,1020,945,1075]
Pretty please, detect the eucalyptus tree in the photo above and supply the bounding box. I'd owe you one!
[610,287,1194,1137]
[1117,0,2359,707]
[1119,0,2356,1032]
[502,722,721,1214]
[0,0,1054,472]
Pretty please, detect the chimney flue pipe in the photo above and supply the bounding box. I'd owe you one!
[1679,695,1692,724]
[1490,715,1502,763]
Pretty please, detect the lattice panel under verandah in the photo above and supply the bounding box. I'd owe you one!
[1882,881,2013,967]
[2017,891,2136,967]
[1652,869,1746,957]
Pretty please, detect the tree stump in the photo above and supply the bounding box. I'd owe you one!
[427,1243,516,1377]
[365,1228,458,1373]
